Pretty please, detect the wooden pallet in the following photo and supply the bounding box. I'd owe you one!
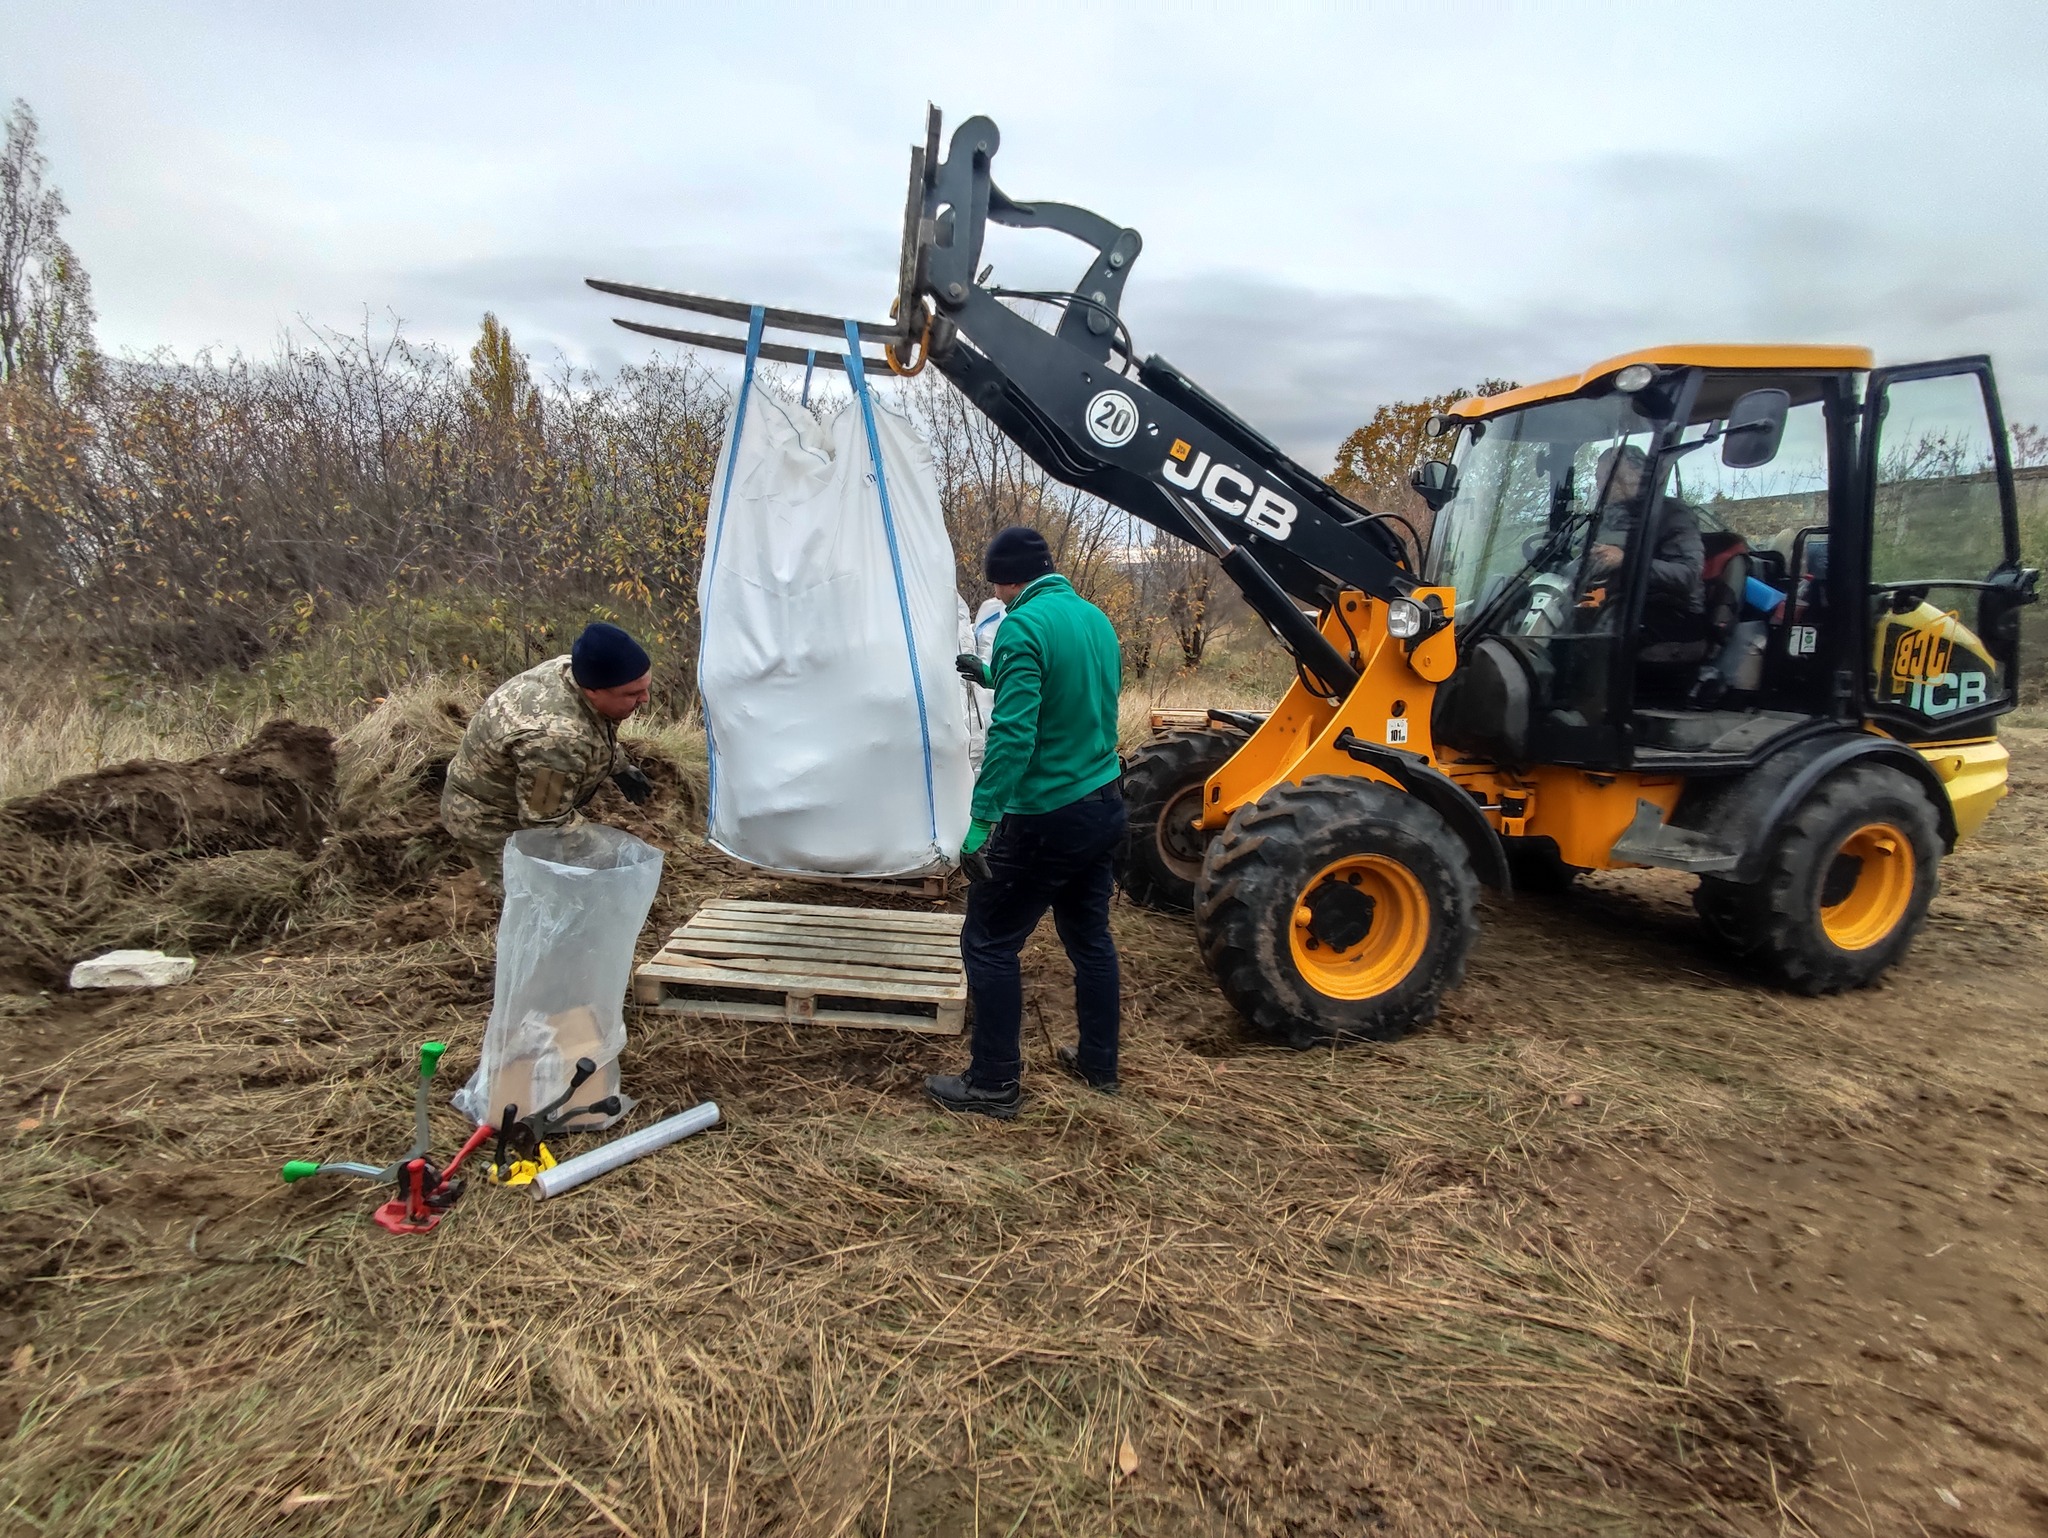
[718,856,956,901]
[634,899,967,1035]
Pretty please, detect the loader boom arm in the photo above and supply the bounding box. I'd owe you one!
[595,107,1425,694]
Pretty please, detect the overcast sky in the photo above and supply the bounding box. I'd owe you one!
[6,1,2047,469]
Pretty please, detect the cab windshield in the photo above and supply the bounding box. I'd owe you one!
[1429,391,1674,639]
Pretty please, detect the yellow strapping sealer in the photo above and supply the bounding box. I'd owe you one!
[487,1055,619,1187]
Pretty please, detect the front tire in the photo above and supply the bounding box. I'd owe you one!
[1119,728,1246,912]
[1194,776,1479,1046]
[1693,764,1941,994]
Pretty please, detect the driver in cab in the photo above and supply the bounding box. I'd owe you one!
[1584,444,1706,642]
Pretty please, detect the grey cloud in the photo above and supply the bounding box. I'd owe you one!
[1124,273,1665,471]
[1122,254,2048,479]
[387,226,912,365]
[28,4,2041,473]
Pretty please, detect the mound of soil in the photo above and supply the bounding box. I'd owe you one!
[0,708,703,990]
[4,721,337,858]
[0,722,355,991]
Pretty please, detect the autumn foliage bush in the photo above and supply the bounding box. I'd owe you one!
[1,314,728,695]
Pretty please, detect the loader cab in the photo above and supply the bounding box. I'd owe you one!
[1425,347,2033,772]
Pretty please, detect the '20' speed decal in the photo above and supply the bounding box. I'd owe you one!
[1085,390,1140,448]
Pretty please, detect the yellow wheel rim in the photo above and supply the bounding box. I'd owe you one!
[1819,823,1915,951]
[1288,855,1430,999]
[1154,784,1209,882]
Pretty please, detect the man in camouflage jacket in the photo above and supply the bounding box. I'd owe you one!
[441,622,655,889]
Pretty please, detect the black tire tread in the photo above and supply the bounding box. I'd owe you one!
[1694,763,1941,994]
[1119,728,1245,913]
[1194,775,1479,1045]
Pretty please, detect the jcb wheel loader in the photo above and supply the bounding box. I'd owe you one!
[595,109,2039,1046]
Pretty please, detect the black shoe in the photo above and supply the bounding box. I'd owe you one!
[924,1073,1022,1120]
[1054,1045,1119,1094]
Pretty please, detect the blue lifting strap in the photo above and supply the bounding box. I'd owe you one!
[843,319,938,847]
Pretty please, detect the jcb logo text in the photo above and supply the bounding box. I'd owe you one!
[1160,447,1297,540]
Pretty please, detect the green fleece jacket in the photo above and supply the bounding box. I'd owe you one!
[971,574,1123,823]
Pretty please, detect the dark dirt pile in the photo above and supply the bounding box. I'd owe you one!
[0,698,708,990]
[0,723,341,990]
[5,720,337,858]
[0,716,446,990]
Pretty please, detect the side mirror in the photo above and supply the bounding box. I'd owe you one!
[1721,387,1790,469]
[1409,458,1459,511]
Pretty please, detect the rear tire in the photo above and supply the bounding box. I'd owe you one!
[1194,775,1478,1046]
[1693,764,1940,994]
[1690,879,1762,958]
[1119,728,1246,912]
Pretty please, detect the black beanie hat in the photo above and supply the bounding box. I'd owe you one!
[570,622,651,690]
[983,525,1055,585]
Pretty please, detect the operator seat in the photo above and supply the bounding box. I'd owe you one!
[1697,533,1751,658]
[1638,532,1748,705]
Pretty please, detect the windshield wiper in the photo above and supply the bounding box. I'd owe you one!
[1463,509,1595,643]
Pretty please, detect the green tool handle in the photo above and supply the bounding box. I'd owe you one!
[281,1160,323,1183]
[408,1041,448,1162]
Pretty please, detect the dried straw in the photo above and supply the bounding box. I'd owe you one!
[0,727,2042,1535]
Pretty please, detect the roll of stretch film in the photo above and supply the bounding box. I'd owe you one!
[530,1102,722,1199]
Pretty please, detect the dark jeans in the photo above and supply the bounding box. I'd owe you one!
[962,782,1126,1087]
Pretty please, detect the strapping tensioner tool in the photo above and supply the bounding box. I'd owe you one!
[489,1055,622,1188]
[280,1042,494,1234]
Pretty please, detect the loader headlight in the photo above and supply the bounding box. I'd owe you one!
[1613,363,1657,393]
[1386,598,1426,639]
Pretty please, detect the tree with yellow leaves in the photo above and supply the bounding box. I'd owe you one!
[1329,379,1516,553]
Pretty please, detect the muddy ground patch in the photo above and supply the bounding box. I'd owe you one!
[0,721,2043,1535]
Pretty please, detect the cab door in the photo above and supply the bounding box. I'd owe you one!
[1858,358,2035,741]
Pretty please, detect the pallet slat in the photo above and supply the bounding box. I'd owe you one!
[689,921,959,946]
[692,913,962,940]
[717,860,956,900]
[684,912,961,946]
[653,933,961,972]
[638,957,965,999]
[634,899,967,1035]
[644,996,962,1035]
[702,900,962,932]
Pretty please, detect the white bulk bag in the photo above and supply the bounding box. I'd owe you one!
[697,325,971,876]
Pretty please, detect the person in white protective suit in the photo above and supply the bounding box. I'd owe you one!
[958,594,1005,770]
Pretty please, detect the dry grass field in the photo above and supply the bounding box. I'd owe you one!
[1,679,2044,1536]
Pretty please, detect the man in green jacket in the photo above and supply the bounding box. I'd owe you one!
[926,526,1126,1119]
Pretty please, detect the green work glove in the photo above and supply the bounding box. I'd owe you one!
[960,818,995,883]
[954,652,992,689]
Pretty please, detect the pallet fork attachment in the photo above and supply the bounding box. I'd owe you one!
[588,105,1426,698]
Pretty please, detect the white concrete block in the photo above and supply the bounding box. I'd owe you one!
[68,950,197,990]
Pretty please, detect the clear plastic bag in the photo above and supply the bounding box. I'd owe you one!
[452,825,664,1128]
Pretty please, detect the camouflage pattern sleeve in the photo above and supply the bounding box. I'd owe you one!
[513,727,608,828]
